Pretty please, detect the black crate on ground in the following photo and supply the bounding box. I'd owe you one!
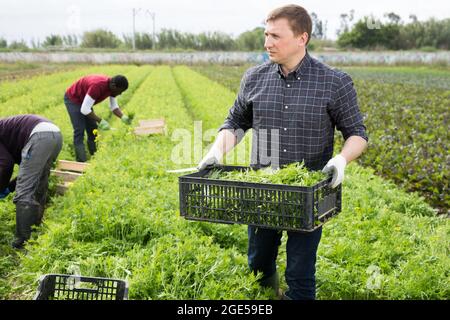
[34,274,129,300]
[179,165,342,232]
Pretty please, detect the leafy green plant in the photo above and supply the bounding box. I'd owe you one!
[207,162,327,187]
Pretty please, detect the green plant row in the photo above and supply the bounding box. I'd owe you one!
[0,66,448,300]
[3,66,269,300]
[351,79,449,212]
[172,66,252,167]
[341,66,450,90]
[0,65,89,103]
[0,65,154,296]
[317,164,449,299]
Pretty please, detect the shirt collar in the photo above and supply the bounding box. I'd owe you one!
[274,49,312,79]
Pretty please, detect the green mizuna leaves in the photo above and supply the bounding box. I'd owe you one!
[207,162,327,187]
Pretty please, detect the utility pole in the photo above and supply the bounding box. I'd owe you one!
[132,8,156,50]
[132,8,136,50]
[149,11,156,48]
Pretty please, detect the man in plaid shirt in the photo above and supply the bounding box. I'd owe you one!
[198,5,368,300]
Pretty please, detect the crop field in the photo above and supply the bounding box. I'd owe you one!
[0,63,448,300]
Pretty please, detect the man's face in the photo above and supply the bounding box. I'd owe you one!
[110,85,125,97]
[264,18,306,65]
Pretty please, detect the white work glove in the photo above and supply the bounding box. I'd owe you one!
[197,145,223,171]
[322,154,347,188]
[121,114,131,125]
[98,119,111,131]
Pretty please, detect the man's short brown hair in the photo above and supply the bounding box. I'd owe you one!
[266,4,312,45]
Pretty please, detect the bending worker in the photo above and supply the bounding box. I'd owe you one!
[64,74,131,162]
[0,114,62,249]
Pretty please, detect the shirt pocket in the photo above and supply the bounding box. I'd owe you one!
[295,101,328,132]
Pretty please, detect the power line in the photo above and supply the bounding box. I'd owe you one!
[132,8,156,50]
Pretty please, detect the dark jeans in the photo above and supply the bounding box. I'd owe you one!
[13,131,63,207]
[64,94,97,159]
[248,226,322,300]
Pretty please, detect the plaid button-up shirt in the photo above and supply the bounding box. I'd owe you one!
[220,51,368,170]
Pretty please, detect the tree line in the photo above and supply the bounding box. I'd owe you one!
[0,13,448,51]
[0,28,265,51]
[336,12,449,50]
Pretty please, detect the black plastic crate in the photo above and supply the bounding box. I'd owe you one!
[34,274,129,300]
[179,165,342,232]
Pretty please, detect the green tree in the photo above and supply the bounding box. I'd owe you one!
[157,29,179,49]
[336,10,355,36]
[123,32,154,50]
[197,31,234,50]
[337,17,384,48]
[62,35,79,47]
[236,27,264,51]
[8,40,28,50]
[43,35,63,47]
[338,14,449,50]
[81,29,122,48]
[157,29,235,51]
[385,12,401,24]
[311,12,325,39]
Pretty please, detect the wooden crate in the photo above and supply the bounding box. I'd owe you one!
[56,160,89,173]
[138,119,165,128]
[51,160,89,194]
[134,118,166,136]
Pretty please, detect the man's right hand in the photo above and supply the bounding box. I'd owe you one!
[98,119,111,131]
[197,155,220,171]
[197,146,223,171]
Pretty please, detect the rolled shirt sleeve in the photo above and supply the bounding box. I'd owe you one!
[109,97,119,111]
[329,72,368,142]
[80,94,96,115]
[219,71,253,133]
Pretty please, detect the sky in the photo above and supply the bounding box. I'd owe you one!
[0,0,449,44]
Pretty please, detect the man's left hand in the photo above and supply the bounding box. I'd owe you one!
[322,154,347,188]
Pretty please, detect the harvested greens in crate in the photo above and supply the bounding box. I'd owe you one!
[179,162,342,232]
